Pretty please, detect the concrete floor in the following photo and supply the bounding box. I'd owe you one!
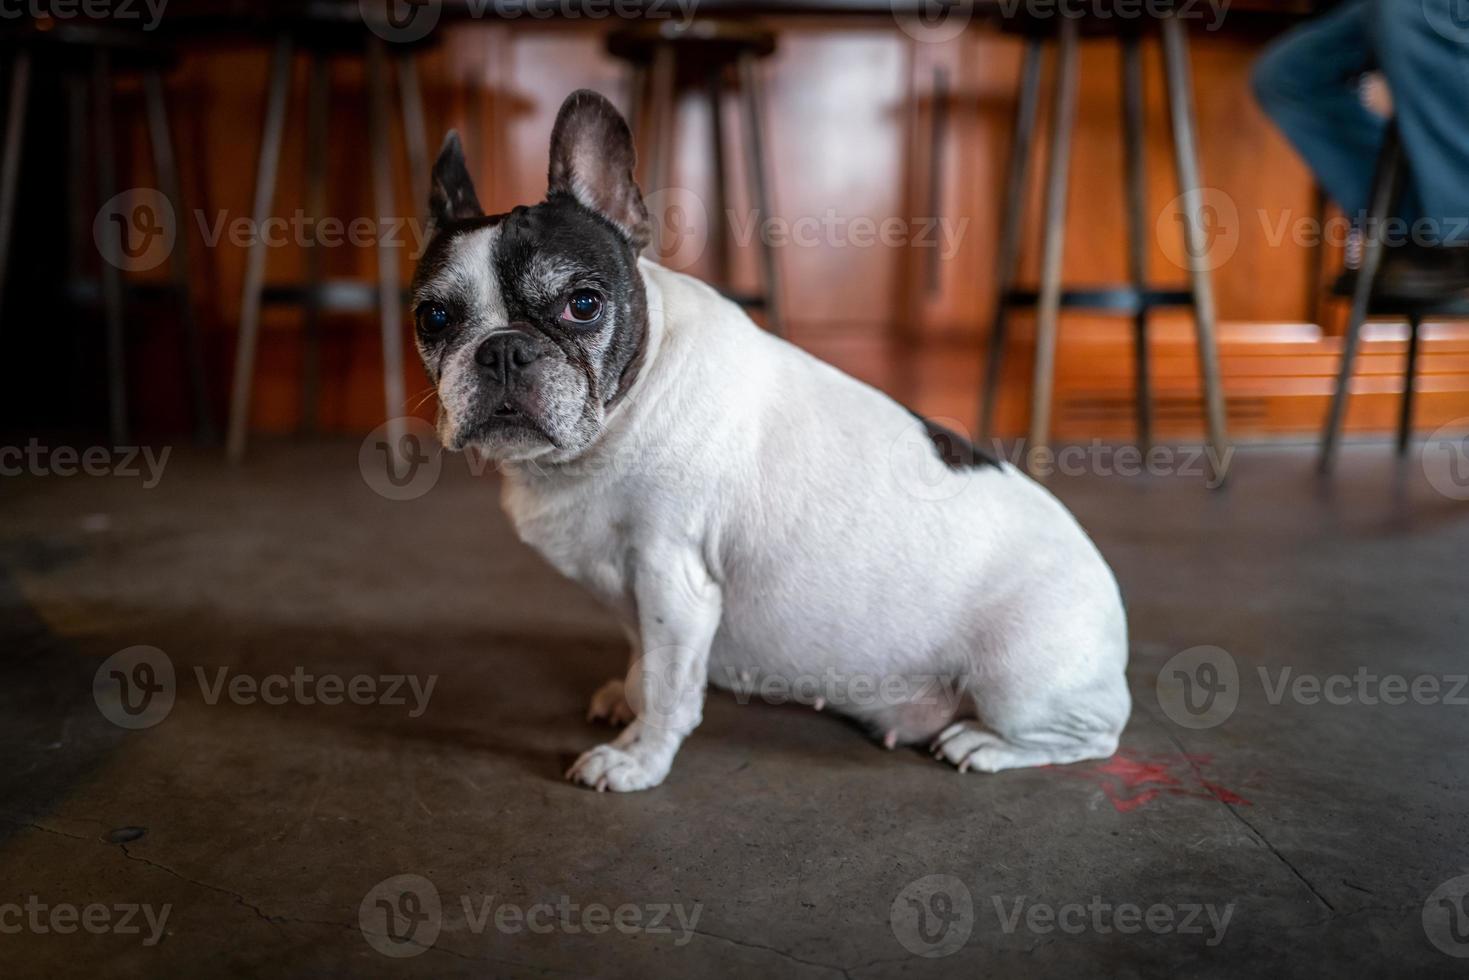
[2,439,1467,977]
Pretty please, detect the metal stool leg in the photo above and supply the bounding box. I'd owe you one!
[646,44,675,197]
[93,50,129,446]
[396,51,430,208]
[1319,127,1403,474]
[0,51,31,334]
[979,35,1042,444]
[228,35,293,463]
[625,62,646,142]
[738,51,783,337]
[143,69,214,444]
[300,54,329,435]
[1027,19,1079,476]
[1397,312,1421,457]
[367,38,407,476]
[643,44,675,262]
[1162,14,1230,486]
[706,67,730,287]
[1121,32,1152,454]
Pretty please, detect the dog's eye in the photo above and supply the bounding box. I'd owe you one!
[560,289,603,325]
[416,302,451,335]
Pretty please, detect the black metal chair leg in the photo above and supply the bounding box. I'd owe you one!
[143,69,214,444]
[0,51,30,335]
[367,38,407,477]
[738,51,783,337]
[1027,19,1079,476]
[1121,32,1152,454]
[65,75,88,399]
[979,35,1042,444]
[300,53,329,435]
[228,35,293,463]
[93,50,129,446]
[1319,126,1404,474]
[1162,14,1230,485]
[1397,313,1421,457]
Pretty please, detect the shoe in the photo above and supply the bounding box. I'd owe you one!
[1331,242,1469,302]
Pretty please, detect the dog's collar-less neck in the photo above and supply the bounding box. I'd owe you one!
[601,259,665,427]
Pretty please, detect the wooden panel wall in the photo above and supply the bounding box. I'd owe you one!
[112,16,1469,441]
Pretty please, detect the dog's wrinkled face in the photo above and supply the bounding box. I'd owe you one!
[411,91,652,462]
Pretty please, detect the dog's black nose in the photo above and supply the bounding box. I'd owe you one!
[474,331,540,383]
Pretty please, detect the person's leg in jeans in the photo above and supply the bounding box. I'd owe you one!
[1373,0,1469,246]
[1251,0,1383,217]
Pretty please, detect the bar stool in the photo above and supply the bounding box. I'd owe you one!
[606,20,783,336]
[978,13,1231,484]
[226,8,433,466]
[1318,122,1469,472]
[0,20,212,445]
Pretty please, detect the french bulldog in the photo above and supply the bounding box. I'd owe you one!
[411,90,1130,792]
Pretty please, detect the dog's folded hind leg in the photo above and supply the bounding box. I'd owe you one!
[930,721,1118,774]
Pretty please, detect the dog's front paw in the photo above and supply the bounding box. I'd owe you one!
[586,678,635,726]
[566,743,667,792]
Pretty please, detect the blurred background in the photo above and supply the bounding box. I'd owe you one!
[6,0,1463,453]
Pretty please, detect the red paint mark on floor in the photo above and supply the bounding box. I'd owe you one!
[1057,749,1252,813]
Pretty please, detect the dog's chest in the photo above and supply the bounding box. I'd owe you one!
[500,478,634,612]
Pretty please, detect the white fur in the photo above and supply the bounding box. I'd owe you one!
[500,260,1130,792]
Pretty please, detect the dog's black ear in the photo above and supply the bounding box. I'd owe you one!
[547,90,651,251]
[429,131,484,230]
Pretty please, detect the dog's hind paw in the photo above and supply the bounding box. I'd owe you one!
[586,678,635,726]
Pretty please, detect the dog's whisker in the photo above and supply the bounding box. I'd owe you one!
[405,386,439,414]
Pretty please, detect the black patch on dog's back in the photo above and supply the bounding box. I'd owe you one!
[906,409,1002,470]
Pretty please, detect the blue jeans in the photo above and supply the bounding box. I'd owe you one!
[1251,0,1469,244]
